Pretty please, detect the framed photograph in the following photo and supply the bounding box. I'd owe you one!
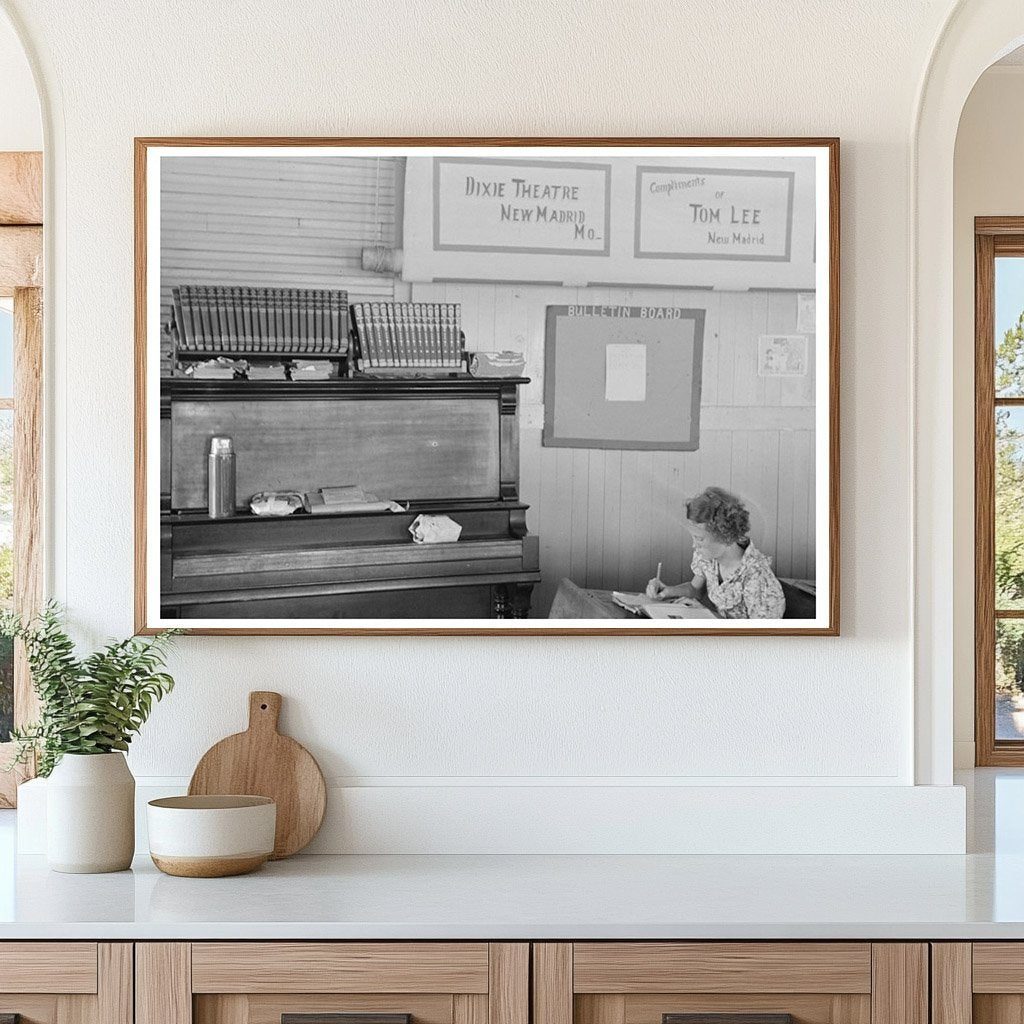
[135,137,839,635]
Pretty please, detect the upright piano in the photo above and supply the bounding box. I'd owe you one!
[159,377,540,619]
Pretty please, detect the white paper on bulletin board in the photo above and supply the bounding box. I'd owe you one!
[605,344,647,401]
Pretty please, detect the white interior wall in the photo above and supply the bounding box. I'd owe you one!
[0,0,976,852]
[0,15,40,151]
[952,65,1024,767]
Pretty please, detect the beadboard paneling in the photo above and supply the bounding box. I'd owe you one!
[159,155,400,325]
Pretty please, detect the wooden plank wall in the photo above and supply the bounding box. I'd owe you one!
[411,281,816,617]
[159,155,400,323]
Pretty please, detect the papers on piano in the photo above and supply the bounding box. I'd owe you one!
[409,514,462,544]
[184,357,242,379]
[468,351,526,378]
[303,485,405,515]
[250,491,304,516]
[291,360,333,381]
[247,363,287,381]
[611,591,718,620]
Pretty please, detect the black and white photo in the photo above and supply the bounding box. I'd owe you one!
[135,139,838,634]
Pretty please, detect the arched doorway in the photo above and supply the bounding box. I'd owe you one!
[0,6,44,808]
[914,2,1024,784]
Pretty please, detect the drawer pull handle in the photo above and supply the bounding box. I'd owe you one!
[283,1016,411,1024]
[664,1016,795,1024]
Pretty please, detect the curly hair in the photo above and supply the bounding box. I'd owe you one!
[685,487,751,545]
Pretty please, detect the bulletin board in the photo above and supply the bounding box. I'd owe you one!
[543,305,704,450]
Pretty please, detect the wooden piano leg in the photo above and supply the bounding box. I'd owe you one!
[493,585,510,618]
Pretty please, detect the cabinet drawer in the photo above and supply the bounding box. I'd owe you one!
[0,942,99,994]
[935,942,1024,1024]
[0,943,130,1024]
[139,943,528,1024]
[191,943,490,994]
[572,944,871,994]
[534,944,925,1024]
[973,944,1024,992]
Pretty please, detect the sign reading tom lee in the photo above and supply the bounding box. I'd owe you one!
[635,166,796,261]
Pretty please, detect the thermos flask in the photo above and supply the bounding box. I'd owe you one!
[207,436,236,518]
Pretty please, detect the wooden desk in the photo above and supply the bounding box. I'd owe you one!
[550,577,816,620]
[548,580,631,619]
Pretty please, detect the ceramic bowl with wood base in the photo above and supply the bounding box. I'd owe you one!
[147,795,276,877]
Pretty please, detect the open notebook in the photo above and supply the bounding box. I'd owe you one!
[611,591,718,620]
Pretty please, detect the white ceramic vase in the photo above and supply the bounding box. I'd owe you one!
[46,752,135,873]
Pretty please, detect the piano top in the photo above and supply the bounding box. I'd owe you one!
[161,377,530,402]
[163,497,530,526]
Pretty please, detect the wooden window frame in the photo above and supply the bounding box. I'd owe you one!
[0,151,43,806]
[975,217,1024,765]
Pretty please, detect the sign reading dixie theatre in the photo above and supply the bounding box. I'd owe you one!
[433,157,611,256]
[635,166,795,261]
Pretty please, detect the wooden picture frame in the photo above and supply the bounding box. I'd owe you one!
[135,137,839,636]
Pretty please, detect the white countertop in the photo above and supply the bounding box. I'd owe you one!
[0,849,1022,940]
[1,769,1021,941]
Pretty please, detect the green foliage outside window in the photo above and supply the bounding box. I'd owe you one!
[995,312,1024,693]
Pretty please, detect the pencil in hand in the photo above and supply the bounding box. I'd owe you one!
[647,562,665,600]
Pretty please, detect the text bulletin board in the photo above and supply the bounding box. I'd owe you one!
[543,305,705,451]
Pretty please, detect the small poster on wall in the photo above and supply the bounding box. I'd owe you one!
[796,291,816,334]
[758,335,809,377]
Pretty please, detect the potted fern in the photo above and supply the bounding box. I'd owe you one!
[2,603,179,873]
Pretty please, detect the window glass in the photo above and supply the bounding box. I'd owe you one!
[994,255,1024,743]
[996,257,1024,397]
[997,620,1024,740]
[996,406,1024,609]
[0,307,12,399]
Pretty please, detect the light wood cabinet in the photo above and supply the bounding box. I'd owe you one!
[0,937,972,1024]
[136,944,528,1024]
[932,943,1024,1024]
[0,942,131,1024]
[532,943,928,1024]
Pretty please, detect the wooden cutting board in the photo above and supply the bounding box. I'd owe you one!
[188,691,326,859]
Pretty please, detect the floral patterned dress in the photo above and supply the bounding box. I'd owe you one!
[690,542,786,619]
